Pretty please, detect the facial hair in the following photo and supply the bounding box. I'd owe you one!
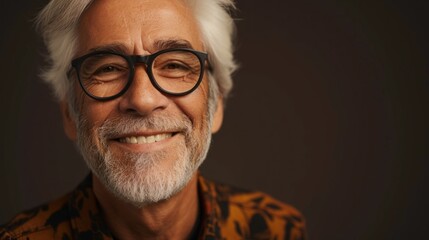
[76,111,212,207]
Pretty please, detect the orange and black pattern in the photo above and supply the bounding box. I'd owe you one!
[1,175,306,239]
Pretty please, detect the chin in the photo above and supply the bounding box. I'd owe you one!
[89,142,200,207]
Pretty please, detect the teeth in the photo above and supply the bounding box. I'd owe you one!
[121,133,172,144]
[146,136,155,143]
[137,136,147,144]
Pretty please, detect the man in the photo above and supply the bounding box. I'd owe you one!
[1,0,306,239]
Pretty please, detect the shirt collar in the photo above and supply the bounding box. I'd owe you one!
[68,175,115,239]
[67,174,222,240]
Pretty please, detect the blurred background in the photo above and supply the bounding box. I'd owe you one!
[1,0,428,239]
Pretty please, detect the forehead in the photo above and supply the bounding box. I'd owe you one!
[76,0,202,55]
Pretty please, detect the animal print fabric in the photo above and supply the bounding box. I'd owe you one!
[1,175,306,239]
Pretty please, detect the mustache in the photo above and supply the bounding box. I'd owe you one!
[97,113,193,140]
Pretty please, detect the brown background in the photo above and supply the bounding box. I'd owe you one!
[1,0,428,239]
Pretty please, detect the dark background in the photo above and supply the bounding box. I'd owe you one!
[1,1,428,239]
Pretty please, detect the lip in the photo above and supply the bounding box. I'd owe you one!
[108,131,181,153]
[112,130,177,139]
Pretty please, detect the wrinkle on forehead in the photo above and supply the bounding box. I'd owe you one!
[77,0,202,56]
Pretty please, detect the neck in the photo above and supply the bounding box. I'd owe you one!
[93,174,200,240]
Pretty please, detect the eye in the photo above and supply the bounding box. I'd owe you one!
[94,64,125,75]
[162,62,190,71]
[80,53,129,79]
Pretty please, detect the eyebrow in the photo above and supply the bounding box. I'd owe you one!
[153,39,194,51]
[85,39,195,56]
[87,43,129,54]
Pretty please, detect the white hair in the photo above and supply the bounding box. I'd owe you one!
[35,0,237,103]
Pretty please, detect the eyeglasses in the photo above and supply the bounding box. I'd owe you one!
[70,48,208,101]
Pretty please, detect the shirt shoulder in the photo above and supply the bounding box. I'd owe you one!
[0,194,73,240]
[1,175,117,240]
[200,177,306,239]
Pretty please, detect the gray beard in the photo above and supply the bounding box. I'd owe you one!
[76,111,212,207]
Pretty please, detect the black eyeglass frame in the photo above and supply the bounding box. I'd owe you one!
[70,48,209,101]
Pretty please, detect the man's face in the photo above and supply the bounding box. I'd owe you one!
[63,0,223,206]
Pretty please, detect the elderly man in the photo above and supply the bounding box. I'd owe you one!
[0,0,305,239]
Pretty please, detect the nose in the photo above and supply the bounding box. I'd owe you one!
[118,66,170,116]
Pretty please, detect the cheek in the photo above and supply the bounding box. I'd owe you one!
[80,98,119,127]
[175,82,210,128]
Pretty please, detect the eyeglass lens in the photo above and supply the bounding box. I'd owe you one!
[78,50,202,98]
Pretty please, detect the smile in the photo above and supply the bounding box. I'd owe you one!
[118,133,173,144]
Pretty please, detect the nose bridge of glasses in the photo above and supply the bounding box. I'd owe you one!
[128,55,156,93]
[130,55,150,67]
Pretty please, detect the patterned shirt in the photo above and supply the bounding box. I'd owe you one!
[0,175,306,240]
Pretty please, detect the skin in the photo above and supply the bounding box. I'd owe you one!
[60,0,224,239]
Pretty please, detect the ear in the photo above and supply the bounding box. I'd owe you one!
[211,96,224,134]
[60,101,77,141]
